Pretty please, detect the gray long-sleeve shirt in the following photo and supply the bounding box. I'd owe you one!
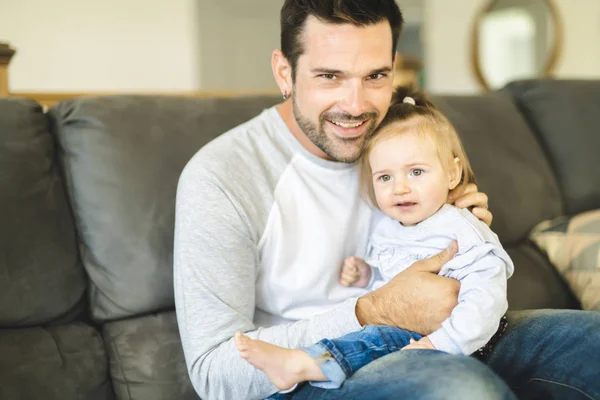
[174,107,375,399]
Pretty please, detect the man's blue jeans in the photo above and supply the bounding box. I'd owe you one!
[269,310,600,400]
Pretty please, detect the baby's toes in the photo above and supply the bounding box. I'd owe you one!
[235,332,250,349]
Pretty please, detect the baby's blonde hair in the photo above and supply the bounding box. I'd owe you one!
[360,86,475,207]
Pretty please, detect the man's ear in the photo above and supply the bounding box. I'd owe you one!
[272,49,292,98]
[448,157,463,190]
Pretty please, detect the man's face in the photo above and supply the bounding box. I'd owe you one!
[291,17,395,163]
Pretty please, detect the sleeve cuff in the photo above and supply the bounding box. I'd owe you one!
[366,267,383,290]
[340,297,363,333]
[278,384,298,394]
[427,326,463,355]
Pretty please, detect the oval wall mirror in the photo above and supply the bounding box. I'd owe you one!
[471,0,563,91]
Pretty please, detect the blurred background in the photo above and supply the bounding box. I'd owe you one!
[0,0,599,96]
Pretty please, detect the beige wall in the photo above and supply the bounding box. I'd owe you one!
[0,0,281,92]
[196,0,279,91]
[555,0,600,79]
[424,0,482,94]
[0,0,200,92]
[424,0,600,94]
[1,0,598,93]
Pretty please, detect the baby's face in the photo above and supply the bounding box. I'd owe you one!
[369,130,453,226]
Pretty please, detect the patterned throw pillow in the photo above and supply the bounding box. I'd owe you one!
[530,209,600,311]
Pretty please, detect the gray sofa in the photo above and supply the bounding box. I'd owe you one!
[1,79,599,399]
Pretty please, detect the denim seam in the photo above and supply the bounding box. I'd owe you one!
[318,339,404,378]
[528,377,597,400]
[333,344,404,361]
[319,338,353,377]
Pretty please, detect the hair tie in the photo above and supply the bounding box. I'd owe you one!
[403,96,416,105]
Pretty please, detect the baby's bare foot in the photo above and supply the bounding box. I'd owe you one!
[234,332,326,390]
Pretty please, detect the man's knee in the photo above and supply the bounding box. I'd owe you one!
[345,350,514,400]
[432,357,513,400]
[507,309,600,332]
[503,309,600,350]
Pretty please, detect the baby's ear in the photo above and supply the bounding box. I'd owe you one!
[448,157,463,190]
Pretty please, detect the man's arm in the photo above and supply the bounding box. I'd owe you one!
[356,242,461,335]
[173,166,362,400]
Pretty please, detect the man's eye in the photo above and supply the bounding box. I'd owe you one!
[411,169,424,177]
[379,175,391,182]
[320,74,337,80]
[368,73,385,80]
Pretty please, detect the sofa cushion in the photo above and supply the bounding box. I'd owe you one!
[504,243,579,310]
[503,79,600,215]
[530,209,600,311]
[103,311,197,400]
[0,98,85,327]
[48,95,279,321]
[432,93,562,246]
[0,322,113,400]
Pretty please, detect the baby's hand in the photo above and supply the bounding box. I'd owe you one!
[402,337,436,351]
[340,256,372,288]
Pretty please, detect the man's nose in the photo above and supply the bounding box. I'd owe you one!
[339,80,368,117]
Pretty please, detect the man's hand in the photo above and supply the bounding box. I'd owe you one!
[402,337,436,351]
[448,183,492,226]
[355,241,460,335]
[340,256,372,288]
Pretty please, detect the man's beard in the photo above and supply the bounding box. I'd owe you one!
[292,93,378,163]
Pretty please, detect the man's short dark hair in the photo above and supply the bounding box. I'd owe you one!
[280,0,404,80]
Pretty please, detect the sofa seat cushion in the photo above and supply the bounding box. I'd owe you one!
[530,209,600,311]
[0,98,85,327]
[505,243,580,310]
[103,311,198,400]
[0,322,113,400]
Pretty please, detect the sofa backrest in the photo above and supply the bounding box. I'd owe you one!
[503,79,600,216]
[432,92,563,247]
[0,98,85,328]
[48,95,280,322]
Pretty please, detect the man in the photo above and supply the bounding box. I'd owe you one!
[174,1,600,399]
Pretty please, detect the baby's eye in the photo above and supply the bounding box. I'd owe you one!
[411,169,424,177]
[379,174,391,182]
